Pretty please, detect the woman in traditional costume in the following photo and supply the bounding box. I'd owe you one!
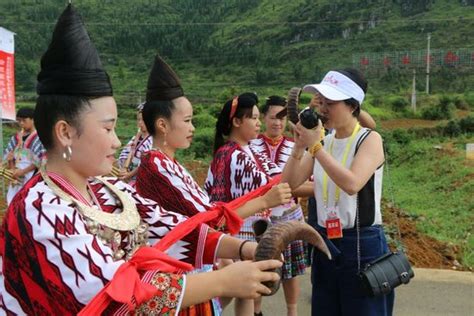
[0,5,281,315]
[135,56,292,315]
[136,56,291,226]
[249,96,311,316]
[205,93,295,315]
[117,102,152,186]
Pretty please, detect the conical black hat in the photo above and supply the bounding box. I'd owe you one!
[37,4,112,96]
[146,54,184,101]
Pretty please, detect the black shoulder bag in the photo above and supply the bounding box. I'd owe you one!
[356,139,414,297]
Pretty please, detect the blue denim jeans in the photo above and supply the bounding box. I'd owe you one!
[311,225,395,316]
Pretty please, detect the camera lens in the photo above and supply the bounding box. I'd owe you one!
[299,108,320,129]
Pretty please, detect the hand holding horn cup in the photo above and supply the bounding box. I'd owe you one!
[286,87,328,127]
[254,221,332,295]
[214,260,283,299]
[261,183,293,209]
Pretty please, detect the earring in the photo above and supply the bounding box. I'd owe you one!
[62,145,72,162]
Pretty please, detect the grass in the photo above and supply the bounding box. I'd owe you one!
[383,135,474,267]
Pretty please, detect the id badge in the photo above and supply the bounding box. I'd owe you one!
[325,205,342,239]
[326,217,343,239]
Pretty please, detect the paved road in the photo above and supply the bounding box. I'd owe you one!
[223,268,473,316]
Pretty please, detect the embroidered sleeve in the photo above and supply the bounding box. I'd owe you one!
[129,272,185,315]
[116,180,218,269]
[136,152,211,218]
[130,136,152,169]
[205,146,233,203]
[0,179,185,315]
[203,167,213,195]
[203,231,224,264]
[229,149,270,199]
[274,138,294,168]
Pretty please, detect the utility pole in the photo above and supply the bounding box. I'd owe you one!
[426,33,431,94]
[411,69,417,113]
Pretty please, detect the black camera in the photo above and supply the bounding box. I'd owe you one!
[299,107,323,129]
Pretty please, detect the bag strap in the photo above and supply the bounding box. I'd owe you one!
[355,129,371,273]
[356,138,406,273]
[356,194,361,272]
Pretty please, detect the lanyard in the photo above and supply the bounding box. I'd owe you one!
[322,122,361,208]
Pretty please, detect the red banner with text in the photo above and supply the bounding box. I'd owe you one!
[0,50,15,120]
[0,27,16,120]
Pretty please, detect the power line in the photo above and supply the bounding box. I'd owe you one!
[3,17,473,26]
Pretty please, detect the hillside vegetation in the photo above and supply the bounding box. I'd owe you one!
[1,0,473,100]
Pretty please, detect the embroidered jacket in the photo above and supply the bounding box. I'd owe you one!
[250,135,294,170]
[0,173,221,315]
[3,131,45,165]
[136,150,220,220]
[118,134,152,171]
[205,141,280,203]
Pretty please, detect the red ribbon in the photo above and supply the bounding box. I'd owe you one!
[229,96,239,120]
[157,202,242,252]
[79,247,192,315]
[80,175,281,314]
[158,175,281,250]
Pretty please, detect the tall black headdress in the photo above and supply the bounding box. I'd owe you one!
[146,54,184,102]
[37,4,113,96]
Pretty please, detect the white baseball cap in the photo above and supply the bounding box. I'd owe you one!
[303,70,365,105]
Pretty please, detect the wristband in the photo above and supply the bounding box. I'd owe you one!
[320,128,326,141]
[239,240,251,261]
[308,142,323,157]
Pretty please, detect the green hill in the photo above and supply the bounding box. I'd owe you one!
[1,0,473,101]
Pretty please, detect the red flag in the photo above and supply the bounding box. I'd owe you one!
[402,55,410,65]
[444,51,459,64]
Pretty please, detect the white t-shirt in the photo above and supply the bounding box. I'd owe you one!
[313,127,383,229]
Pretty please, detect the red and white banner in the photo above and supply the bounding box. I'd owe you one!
[0,27,16,120]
